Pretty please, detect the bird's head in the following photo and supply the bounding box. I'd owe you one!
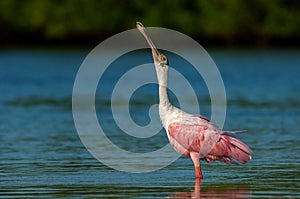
[136,22,169,71]
[156,54,168,67]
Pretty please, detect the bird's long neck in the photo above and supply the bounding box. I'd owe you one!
[159,83,171,106]
[157,70,171,106]
[156,68,172,127]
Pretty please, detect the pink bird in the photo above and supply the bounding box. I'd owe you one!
[136,22,252,179]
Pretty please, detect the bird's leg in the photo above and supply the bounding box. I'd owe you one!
[194,166,203,179]
[190,152,203,179]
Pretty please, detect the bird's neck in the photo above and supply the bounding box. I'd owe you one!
[156,67,172,127]
[157,70,171,107]
[159,84,171,106]
[158,83,172,127]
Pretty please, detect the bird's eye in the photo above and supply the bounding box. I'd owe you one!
[160,55,168,64]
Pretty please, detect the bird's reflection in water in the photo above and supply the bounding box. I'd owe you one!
[169,179,251,199]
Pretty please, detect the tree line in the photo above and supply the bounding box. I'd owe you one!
[1,0,300,46]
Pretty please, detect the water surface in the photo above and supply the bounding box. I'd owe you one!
[0,48,299,198]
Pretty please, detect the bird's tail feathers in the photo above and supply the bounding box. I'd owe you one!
[219,133,252,164]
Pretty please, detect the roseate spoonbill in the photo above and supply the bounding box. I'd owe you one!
[136,22,252,179]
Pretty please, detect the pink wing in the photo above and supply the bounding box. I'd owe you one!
[167,115,252,164]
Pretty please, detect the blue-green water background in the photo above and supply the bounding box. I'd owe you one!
[0,49,299,198]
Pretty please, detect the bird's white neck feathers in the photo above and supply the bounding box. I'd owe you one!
[154,62,173,127]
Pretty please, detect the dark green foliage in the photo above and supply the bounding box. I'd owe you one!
[0,0,299,46]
